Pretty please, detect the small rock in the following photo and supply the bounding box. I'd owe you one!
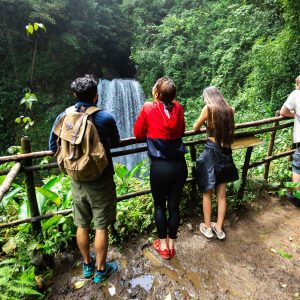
[289,236,293,242]
[280,283,287,288]
[187,223,193,231]
[270,248,277,254]
[294,292,299,298]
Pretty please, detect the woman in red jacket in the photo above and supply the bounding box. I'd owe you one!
[134,77,187,259]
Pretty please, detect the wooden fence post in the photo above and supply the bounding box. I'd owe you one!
[264,120,279,181]
[21,136,42,234]
[238,146,253,199]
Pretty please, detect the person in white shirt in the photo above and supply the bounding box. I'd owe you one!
[280,75,300,185]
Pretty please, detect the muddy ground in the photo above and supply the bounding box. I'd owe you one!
[47,194,300,299]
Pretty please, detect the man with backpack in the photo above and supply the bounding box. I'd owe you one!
[49,74,120,283]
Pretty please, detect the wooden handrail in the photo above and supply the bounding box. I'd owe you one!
[0,116,292,164]
[0,115,295,230]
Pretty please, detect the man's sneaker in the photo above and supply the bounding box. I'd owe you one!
[93,261,118,284]
[211,222,226,240]
[286,192,300,207]
[199,223,214,238]
[83,253,95,278]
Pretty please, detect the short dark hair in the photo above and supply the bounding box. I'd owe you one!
[153,76,176,110]
[71,74,98,102]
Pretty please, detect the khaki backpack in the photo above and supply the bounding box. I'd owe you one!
[53,106,108,181]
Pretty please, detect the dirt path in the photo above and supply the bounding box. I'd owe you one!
[47,194,300,299]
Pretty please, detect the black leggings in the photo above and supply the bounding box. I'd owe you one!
[150,158,188,239]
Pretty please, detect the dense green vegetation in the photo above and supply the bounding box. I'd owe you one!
[1,0,300,298]
[123,0,300,122]
[0,0,134,153]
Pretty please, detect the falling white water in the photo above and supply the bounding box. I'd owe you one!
[97,79,147,169]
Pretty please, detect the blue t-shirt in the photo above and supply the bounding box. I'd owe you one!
[49,101,120,176]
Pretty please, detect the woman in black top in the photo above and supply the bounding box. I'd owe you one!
[193,86,238,240]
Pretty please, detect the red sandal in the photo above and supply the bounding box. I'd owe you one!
[169,248,176,258]
[152,240,170,259]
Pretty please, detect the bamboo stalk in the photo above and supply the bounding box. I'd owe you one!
[0,163,22,201]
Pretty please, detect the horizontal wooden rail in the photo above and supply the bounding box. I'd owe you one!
[0,178,195,229]
[248,149,295,169]
[0,114,294,230]
[0,116,292,164]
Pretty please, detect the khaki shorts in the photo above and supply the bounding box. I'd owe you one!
[72,172,117,229]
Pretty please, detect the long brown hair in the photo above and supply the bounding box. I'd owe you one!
[152,76,176,111]
[203,86,235,147]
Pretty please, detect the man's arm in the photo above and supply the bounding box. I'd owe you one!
[107,116,120,147]
[280,105,295,118]
[48,113,65,152]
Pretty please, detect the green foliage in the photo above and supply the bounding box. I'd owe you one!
[114,195,154,242]
[0,258,42,300]
[114,160,149,195]
[0,0,134,153]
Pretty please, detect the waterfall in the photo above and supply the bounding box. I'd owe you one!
[97,79,147,169]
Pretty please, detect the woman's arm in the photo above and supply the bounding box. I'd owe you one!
[193,105,208,131]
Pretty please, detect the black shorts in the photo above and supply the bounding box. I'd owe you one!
[195,140,239,192]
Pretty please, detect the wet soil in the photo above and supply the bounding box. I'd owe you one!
[47,194,300,299]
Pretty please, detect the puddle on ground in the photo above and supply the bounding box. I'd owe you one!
[143,246,202,296]
[169,256,185,272]
[142,248,162,267]
[129,274,154,292]
[185,271,201,290]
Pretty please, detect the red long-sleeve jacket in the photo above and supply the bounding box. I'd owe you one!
[134,100,186,159]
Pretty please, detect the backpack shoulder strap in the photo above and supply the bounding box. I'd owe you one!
[65,105,76,113]
[85,106,100,115]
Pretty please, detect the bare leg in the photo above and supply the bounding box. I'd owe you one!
[77,227,90,264]
[215,183,226,231]
[292,172,300,188]
[168,238,175,249]
[95,229,108,271]
[203,189,213,228]
[160,238,168,250]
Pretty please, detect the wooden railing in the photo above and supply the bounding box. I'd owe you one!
[0,116,294,233]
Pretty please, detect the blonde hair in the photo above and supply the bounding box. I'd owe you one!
[203,86,235,147]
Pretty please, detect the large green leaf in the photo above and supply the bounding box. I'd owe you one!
[43,215,65,231]
[43,174,63,189]
[285,182,300,188]
[115,165,128,180]
[18,201,30,219]
[127,161,143,180]
[2,187,22,207]
[36,187,61,206]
